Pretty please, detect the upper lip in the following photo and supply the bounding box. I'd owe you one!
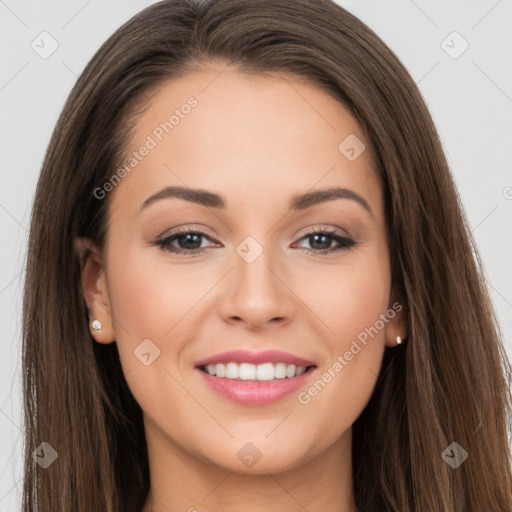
[195,349,316,368]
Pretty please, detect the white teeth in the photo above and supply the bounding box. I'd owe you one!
[215,363,226,377]
[274,362,287,379]
[239,363,256,380]
[225,362,239,379]
[202,362,309,380]
[256,362,274,381]
[286,364,296,378]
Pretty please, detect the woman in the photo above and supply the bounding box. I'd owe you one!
[22,0,512,510]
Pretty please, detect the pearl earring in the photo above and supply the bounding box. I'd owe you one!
[396,335,402,345]
[91,320,102,333]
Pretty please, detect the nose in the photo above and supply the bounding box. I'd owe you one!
[217,245,294,331]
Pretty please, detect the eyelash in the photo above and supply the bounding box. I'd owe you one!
[154,225,357,256]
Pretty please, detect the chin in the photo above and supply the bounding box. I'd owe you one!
[192,434,320,475]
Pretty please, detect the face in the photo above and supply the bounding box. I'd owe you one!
[80,64,405,474]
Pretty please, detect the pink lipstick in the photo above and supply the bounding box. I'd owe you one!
[195,349,316,406]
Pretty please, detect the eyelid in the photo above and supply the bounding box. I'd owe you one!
[158,223,350,244]
[154,223,357,258]
[296,224,352,240]
[157,224,217,240]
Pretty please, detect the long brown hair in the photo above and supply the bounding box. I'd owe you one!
[22,0,512,510]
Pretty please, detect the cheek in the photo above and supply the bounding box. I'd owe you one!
[106,243,197,340]
[299,248,390,422]
[104,245,197,418]
[337,249,391,367]
[335,264,390,342]
[302,245,391,350]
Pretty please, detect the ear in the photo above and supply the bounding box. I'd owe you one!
[74,237,115,344]
[384,290,408,348]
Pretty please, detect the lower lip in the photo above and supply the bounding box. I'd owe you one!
[196,367,315,405]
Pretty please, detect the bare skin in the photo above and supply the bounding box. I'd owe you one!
[78,63,406,512]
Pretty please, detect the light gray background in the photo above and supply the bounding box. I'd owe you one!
[1,0,511,509]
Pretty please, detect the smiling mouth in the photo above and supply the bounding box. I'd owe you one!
[198,362,317,381]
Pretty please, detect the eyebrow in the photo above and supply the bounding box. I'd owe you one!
[140,185,373,217]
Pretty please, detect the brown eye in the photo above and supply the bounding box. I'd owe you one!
[293,228,356,254]
[156,230,217,255]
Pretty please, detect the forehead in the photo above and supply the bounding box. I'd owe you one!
[109,66,383,221]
